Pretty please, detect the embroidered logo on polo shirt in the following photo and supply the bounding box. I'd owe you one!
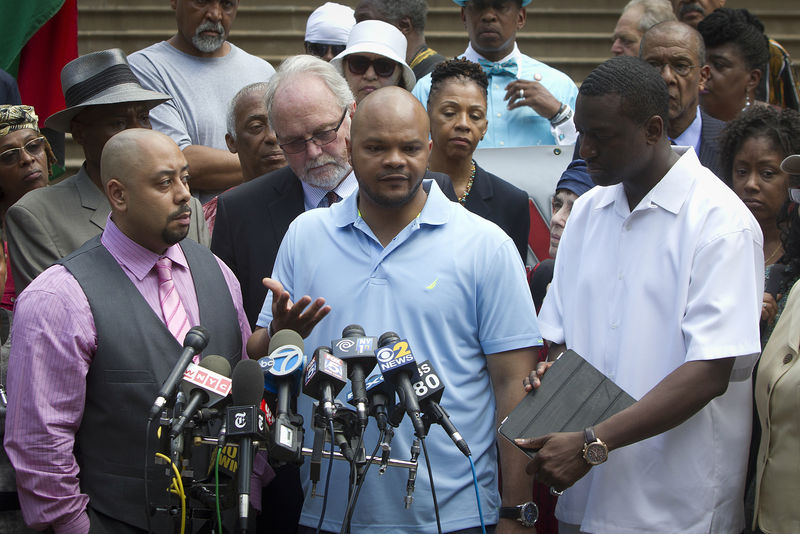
[425,278,439,290]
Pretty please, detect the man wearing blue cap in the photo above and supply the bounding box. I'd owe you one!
[413,0,578,148]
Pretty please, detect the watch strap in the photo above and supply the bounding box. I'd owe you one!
[499,506,519,520]
[584,426,596,444]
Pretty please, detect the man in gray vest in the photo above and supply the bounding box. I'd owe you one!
[4,129,251,533]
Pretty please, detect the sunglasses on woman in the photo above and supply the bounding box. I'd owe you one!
[305,42,347,58]
[346,55,397,78]
[0,136,46,166]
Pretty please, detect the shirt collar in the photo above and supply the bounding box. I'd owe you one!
[302,169,357,211]
[593,146,697,216]
[462,42,521,67]
[672,106,702,154]
[332,179,452,229]
[101,214,188,281]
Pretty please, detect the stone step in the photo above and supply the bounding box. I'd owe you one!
[78,4,800,39]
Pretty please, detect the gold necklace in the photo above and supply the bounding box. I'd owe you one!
[765,244,782,265]
[458,160,477,204]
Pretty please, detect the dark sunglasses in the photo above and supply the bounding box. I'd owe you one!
[0,136,46,166]
[305,42,346,58]
[346,55,398,78]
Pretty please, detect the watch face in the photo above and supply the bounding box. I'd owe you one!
[520,502,538,527]
[584,442,608,465]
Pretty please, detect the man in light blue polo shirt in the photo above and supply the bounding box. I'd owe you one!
[412,0,578,147]
[248,87,542,533]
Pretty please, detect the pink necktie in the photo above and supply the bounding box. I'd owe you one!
[156,257,191,345]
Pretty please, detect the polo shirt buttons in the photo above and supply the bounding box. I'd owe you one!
[783,353,793,364]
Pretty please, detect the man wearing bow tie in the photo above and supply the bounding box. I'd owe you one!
[413,0,578,147]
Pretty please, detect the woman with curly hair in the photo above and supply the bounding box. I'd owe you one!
[697,8,771,122]
[425,58,530,262]
[721,106,800,265]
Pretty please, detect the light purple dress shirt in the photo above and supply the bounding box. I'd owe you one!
[3,217,252,534]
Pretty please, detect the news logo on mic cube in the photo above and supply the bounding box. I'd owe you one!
[332,336,378,359]
[226,405,268,440]
[377,339,417,374]
[322,354,345,380]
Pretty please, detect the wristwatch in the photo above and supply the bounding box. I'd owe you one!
[499,501,538,527]
[582,426,608,465]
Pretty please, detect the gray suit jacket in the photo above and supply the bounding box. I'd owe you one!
[6,165,210,292]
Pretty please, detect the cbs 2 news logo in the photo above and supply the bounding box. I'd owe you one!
[377,340,442,399]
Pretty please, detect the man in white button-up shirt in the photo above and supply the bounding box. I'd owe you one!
[520,56,763,533]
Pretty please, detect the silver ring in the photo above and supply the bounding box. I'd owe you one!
[550,487,564,496]
[519,88,524,99]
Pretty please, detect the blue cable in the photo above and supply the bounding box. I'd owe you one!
[468,455,486,534]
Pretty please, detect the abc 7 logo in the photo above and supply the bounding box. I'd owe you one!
[335,338,356,351]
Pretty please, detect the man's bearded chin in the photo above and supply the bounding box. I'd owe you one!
[300,154,351,189]
[192,21,225,53]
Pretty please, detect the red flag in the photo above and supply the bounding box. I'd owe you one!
[17,0,78,117]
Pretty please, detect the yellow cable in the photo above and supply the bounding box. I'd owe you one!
[156,452,186,534]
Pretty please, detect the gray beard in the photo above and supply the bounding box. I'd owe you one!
[299,157,352,190]
[192,22,225,53]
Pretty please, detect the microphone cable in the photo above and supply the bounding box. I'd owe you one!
[468,455,487,534]
[420,437,442,534]
[316,418,337,534]
[215,447,223,534]
[342,428,385,533]
[156,452,187,534]
[339,423,368,534]
[144,417,155,534]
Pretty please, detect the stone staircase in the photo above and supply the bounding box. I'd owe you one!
[66,0,800,171]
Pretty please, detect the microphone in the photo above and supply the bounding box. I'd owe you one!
[414,360,470,457]
[261,329,306,463]
[170,355,231,438]
[346,373,396,431]
[226,359,268,533]
[149,326,210,420]
[332,324,378,427]
[303,346,347,420]
[376,332,425,438]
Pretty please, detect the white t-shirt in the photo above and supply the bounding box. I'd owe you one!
[538,147,764,533]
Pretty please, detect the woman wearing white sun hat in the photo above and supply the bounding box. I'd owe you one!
[330,20,416,103]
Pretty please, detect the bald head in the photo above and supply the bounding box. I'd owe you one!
[349,87,431,209]
[101,129,182,188]
[101,128,192,254]
[641,20,705,63]
[352,86,429,144]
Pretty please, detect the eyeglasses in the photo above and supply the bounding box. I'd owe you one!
[346,55,397,78]
[0,136,46,166]
[278,110,348,154]
[645,60,699,77]
[305,42,346,58]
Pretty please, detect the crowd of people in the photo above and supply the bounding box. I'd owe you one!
[0,0,799,533]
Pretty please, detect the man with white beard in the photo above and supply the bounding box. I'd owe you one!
[129,0,275,202]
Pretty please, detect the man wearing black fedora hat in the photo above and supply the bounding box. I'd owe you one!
[5,49,211,294]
